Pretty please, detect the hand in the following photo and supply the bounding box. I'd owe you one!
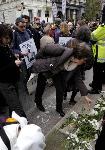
[15,54,19,59]
[84,96,92,107]
[21,51,29,56]
[15,59,22,67]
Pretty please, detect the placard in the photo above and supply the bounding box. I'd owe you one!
[59,37,72,46]
[19,39,37,69]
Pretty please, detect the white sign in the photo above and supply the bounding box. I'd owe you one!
[52,2,57,18]
[59,37,72,46]
[62,0,66,15]
[19,39,37,69]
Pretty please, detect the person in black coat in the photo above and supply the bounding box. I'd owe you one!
[32,42,93,117]
[0,24,26,118]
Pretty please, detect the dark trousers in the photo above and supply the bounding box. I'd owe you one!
[35,72,65,110]
[20,61,31,90]
[92,62,105,91]
[0,82,26,118]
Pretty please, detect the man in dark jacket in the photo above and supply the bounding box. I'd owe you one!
[12,17,33,93]
[0,24,26,118]
[32,42,93,117]
[22,15,41,51]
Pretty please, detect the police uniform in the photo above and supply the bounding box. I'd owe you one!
[90,25,105,93]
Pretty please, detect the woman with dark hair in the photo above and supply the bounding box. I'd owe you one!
[32,41,93,117]
[0,24,26,118]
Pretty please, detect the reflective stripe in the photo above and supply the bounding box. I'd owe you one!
[97,58,105,63]
[97,43,105,46]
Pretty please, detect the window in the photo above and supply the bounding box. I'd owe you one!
[37,10,41,17]
[28,10,33,22]
[2,0,6,2]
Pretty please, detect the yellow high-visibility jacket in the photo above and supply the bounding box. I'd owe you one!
[91,25,105,63]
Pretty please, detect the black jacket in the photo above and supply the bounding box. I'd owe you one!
[27,25,41,51]
[0,45,20,83]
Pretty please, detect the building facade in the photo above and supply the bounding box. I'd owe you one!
[0,0,53,24]
[0,0,86,24]
[55,0,86,22]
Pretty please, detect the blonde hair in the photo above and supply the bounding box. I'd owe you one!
[60,22,69,35]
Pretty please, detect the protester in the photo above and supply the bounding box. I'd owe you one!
[12,17,33,93]
[60,22,71,37]
[63,37,93,104]
[53,18,61,43]
[0,24,26,118]
[40,24,54,49]
[32,42,93,117]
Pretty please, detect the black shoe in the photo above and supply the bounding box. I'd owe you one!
[63,92,67,100]
[89,83,93,88]
[36,104,45,112]
[88,89,100,94]
[69,100,77,105]
[56,109,65,117]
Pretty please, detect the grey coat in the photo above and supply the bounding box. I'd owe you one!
[32,44,93,96]
[32,44,73,75]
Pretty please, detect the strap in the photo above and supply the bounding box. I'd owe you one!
[95,44,98,62]
[0,127,11,150]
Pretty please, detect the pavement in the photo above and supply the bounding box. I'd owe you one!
[19,68,104,136]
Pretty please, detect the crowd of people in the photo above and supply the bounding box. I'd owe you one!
[0,12,105,149]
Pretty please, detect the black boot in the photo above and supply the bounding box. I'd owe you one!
[36,103,45,112]
[63,92,67,100]
[56,108,65,117]
[69,89,78,105]
[69,99,77,105]
[35,99,45,112]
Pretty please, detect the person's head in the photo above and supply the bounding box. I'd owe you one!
[67,39,91,65]
[34,17,40,24]
[73,42,91,65]
[22,15,30,27]
[68,22,73,31]
[76,25,91,43]
[15,17,26,32]
[43,24,51,35]
[60,22,69,35]
[0,24,13,46]
[76,20,86,31]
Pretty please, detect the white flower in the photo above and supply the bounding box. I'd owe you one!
[82,141,87,144]
[73,143,75,146]
[90,109,98,116]
[101,107,105,111]
[94,104,100,109]
[82,119,86,122]
[67,137,70,140]
[69,133,79,143]
[89,119,100,130]
[102,101,105,105]
[70,111,78,119]
[95,134,98,140]
[85,142,93,150]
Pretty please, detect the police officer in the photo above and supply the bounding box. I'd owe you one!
[89,6,105,94]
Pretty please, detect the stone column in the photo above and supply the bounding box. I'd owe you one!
[73,9,76,25]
